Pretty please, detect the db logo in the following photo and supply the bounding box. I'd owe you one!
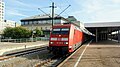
[59,35,61,37]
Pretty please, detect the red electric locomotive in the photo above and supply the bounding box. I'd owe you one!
[48,23,90,54]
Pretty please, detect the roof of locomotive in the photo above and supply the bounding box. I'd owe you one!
[53,24,72,28]
[52,23,94,36]
[53,24,82,31]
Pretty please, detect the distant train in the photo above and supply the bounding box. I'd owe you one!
[48,23,93,54]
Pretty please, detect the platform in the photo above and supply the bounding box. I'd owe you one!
[0,41,48,56]
[58,40,120,67]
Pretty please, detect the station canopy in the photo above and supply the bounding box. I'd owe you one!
[85,22,120,28]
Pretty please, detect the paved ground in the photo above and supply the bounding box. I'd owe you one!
[59,40,120,67]
[0,41,49,56]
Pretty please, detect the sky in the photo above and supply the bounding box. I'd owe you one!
[4,0,120,23]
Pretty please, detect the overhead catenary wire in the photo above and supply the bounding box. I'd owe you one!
[38,8,51,18]
[56,5,71,17]
[55,3,69,17]
[49,2,70,18]
[38,0,71,18]
[54,0,71,17]
[38,0,55,17]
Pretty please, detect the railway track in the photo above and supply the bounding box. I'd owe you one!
[0,46,47,61]
[34,54,69,67]
[35,42,91,67]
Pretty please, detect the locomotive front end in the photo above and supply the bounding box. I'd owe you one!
[49,25,70,54]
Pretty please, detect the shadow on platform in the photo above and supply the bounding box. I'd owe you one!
[91,40,120,45]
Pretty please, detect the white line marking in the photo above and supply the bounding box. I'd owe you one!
[74,40,92,67]
[58,42,86,67]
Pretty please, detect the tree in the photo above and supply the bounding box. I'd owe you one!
[3,27,13,38]
[33,28,43,37]
[3,27,31,39]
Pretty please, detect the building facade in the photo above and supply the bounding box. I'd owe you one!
[4,20,20,28]
[0,20,20,34]
[21,14,68,34]
[0,0,21,35]
[0,0,4,21]
[0,21,5,34]
[0,0,4,35]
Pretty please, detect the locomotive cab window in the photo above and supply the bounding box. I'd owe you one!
[53,28,60,31]
[61,28,69,31]
[52,28,69,34]
[61,28,69,34]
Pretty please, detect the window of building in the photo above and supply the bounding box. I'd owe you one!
[27,21,29,25]
[45,20,47,24]
[43,20,46,24]
[46,20,51,24]
[54,19,61,24]
[32,21,34,24]
[29,21,32,24]
[40,20,44,24]
[33,21,38,24]
[25,21,28,25]
[36,21,39,24]
[48,20,52,24]
[38,20,41,24]
[21,22,25,25]
[32,21,35,24]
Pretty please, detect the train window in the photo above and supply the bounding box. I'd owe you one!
[52,31,60,34]
[53,28,60,31]
[52,28,69,34]
[61,28,69,31]
[61,28,69,34]
[52,28,60,34]
[61,31,69,34]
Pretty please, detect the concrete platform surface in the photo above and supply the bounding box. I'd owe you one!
[58,40,120,67]
[0,41,48,56]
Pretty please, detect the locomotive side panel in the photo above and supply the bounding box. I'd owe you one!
[68,25,83,53]
[72,28,83,51]
[68,24,74,52]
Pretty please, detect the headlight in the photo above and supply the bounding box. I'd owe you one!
[50,42,53,44]
[69,46,72,48]
[51,38,57,40]
[61,38,68,41]
[64,42,68,44]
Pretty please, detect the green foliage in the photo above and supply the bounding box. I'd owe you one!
[3,27,13,38]
[3,27,44,39]
[3,27,31,39]
[33,28,43,37]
